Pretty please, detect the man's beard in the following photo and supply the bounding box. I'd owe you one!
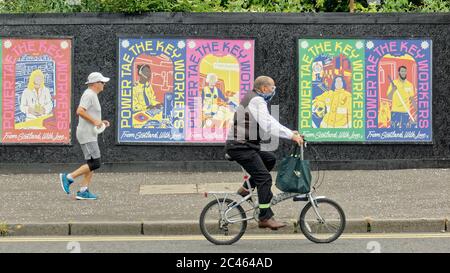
[399,75,407,80]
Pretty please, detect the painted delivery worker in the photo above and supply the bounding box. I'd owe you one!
[20,69,53,122]
[132,64,160,113]
[312,76,352,128]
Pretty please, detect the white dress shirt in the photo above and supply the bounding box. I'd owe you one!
[247,96,294,140]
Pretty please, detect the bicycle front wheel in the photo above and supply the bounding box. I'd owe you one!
[299,198,346,243]
[199,198,247,245]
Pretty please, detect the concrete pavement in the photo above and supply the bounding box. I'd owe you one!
[0,169,450,236]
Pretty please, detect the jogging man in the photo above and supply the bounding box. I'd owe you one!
[59,72,110,200]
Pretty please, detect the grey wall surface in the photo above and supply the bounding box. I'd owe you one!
[0,13,449,172]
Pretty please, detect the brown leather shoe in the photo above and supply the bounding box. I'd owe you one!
[258,218,287,230]
[237,186,250,197]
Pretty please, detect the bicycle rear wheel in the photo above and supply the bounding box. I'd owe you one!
[299,198,346,243]
[199,198,247,245]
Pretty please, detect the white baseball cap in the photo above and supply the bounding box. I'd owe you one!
[85,72,110,85]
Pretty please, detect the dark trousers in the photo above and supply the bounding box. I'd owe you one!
[226,148,276,221]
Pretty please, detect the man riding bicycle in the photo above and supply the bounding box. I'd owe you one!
[225,76,304,230]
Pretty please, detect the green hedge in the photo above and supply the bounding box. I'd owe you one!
[0,0,449,13]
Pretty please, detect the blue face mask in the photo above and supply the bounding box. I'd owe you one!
[256,87,277,102]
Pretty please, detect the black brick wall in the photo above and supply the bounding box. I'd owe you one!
[0,13,449,170]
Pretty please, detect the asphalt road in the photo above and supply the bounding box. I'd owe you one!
[1,233,450,253]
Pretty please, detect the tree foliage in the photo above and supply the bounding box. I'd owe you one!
[0,0,449,13]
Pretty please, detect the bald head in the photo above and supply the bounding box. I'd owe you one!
[254,76,274,90]
[254,76,275,94]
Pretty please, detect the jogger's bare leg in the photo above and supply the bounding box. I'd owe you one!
[80,171,93,188]
[70,164,90,180]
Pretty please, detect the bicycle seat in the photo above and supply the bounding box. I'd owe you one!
[224,153,234,161]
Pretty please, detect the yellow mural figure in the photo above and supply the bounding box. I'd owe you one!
[17,69,53,129]
[378,100,391,128]
[132,64,159,112]
[387,66,417,128]
[201,73,229,127]
[312,61,324,82]
[199,55,239,129]
[312,76,352,128]
[132,64,162,129]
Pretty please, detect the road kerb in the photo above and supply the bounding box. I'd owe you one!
[1,219,447,237]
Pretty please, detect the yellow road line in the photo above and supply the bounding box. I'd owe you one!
[0,233,449,243]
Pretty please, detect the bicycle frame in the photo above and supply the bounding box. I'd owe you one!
[208,170,256,223]
[206,144,327,225]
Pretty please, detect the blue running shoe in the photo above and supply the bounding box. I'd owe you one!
[76,190,97,200]
[59,173,73,194]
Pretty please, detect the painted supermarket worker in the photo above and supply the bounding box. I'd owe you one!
[20,69,54,121]
[59,72,111,200]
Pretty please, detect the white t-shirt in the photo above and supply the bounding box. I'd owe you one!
[76,88,101,144]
